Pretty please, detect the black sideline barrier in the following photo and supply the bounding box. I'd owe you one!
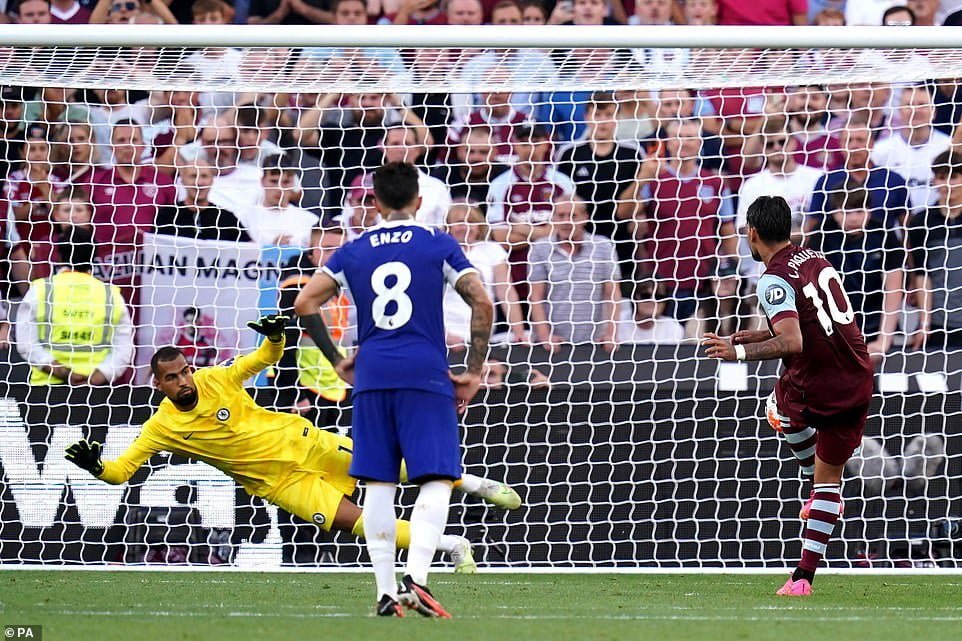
[1,346,960,567]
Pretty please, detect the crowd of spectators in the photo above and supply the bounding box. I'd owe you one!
[3,0,962,390]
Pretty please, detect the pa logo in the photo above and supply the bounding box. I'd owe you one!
[216,408,230,422]
[312,513,326,526]
[765,284,787,305]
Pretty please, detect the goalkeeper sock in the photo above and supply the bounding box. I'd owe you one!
[351,514,450,558]
[798,483,842,576]
[782,421,817,477]
[405,480,453,585]
[351,516,411,550]
[361,482,399,600]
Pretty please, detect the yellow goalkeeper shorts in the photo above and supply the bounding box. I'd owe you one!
[268,429,358,531]
[269,471,354,531]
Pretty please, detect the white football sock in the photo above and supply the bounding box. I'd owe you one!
[405,480,453,585]
[436,534,461,554]
[457,473,483,495]
[362,482,399,600]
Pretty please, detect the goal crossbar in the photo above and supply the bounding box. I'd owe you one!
[0,25,961,50]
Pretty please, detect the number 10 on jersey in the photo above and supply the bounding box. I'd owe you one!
[801,266,855,336]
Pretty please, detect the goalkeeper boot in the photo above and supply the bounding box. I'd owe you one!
[450,536,478,574]
[799,490,845,521]
[398,575,452,618]
[475,480,522,511]
[776,577,813,597]
[375,594,405,617]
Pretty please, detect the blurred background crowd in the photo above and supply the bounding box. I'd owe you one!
[1,0,962,391]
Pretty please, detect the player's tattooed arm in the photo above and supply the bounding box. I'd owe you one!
[742,334,803,361]
[703,318,802,362]
[731,329,773,345]
[455,272,495,375]
[743,317,803,361]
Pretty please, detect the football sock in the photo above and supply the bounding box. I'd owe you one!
[456,473,483,494]
[792,567,816,584]
[405,480,453,585]
[782,421,817,477]
[436,534,462,554]
[351,516,411,550]
[362,482,399,600]
[798,483,842,577]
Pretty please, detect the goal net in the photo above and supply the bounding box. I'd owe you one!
[0,26,960,570]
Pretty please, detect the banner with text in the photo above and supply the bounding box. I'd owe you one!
[135,234,265,383]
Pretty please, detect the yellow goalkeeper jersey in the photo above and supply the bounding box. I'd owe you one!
[98,338,352,500]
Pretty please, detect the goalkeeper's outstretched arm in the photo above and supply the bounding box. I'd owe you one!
[65,426,163,485]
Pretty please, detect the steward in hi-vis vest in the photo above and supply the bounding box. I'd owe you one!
[15,227,133,386]
[273,226,350,427]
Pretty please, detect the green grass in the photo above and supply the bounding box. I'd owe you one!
[1,571,960,641]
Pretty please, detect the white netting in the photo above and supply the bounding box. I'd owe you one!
[1,45,962,94]
[0,29,959,569]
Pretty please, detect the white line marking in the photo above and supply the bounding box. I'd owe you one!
[34,609,962,623]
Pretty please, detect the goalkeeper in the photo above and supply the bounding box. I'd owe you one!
[65,314,521,572]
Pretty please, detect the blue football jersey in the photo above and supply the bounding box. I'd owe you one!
[322,220,477,397]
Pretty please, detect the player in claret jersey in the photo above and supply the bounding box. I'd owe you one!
[703,195,875,597]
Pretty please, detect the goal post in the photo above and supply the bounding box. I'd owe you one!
[0,25,959,570]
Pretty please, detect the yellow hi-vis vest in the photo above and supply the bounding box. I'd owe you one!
[297,336,348,403]
[30,270,125,386]
[278,275,349,403]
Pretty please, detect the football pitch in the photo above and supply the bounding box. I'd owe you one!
[2,571,960,641]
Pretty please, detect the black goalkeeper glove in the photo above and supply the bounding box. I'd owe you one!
[247,314,289,342]
[65,440,104,476]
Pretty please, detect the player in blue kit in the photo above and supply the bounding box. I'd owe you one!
[294,162,494,618]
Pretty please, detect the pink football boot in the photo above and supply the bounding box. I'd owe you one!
[776,577,813,596]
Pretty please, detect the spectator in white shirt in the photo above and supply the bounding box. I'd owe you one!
[379,123,452,227]
[871,84,951,214]
[736,119,824,281]
[338,172,381,240]
[616,280,685,344]
[200,121,266,214]
[443,202,527,347]
[454,48,555,122]
[234,153,320,247]
[846,0,900,25]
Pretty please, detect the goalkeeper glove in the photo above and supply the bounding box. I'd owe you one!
[247,314,289,342]
[65,440,104,476]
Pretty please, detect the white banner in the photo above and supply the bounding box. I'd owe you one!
[135,234,264,383]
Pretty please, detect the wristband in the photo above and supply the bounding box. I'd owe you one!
[734,344,747,361]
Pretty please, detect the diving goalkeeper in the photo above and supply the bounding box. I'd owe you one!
[64,314,520,572]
